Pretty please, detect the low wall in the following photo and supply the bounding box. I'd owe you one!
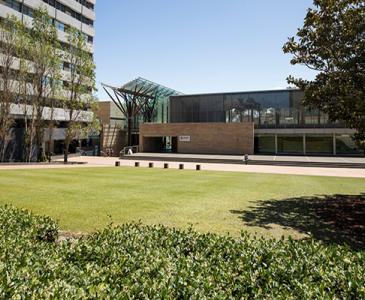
[139,122,254,155]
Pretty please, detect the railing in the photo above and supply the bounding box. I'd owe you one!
[76,147,98,156]
[255,122,346,129]
[120,146,139,158]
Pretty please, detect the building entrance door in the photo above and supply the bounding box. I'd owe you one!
[171,137,178,153]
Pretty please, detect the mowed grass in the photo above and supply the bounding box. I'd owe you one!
[0,167,364,238]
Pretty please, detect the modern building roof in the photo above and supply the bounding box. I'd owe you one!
[171,88,300,98]
[102,77,182,101]
[122,77,183,98]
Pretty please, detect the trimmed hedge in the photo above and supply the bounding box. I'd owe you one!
[0,206,364,299]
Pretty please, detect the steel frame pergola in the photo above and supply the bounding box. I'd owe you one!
[102,77,182,146]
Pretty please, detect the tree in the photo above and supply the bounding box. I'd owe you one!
[28,8,61,162]
[283,0,365,151]
[62,27,99,163]
[0,16,18,162]
[14,20,35,162]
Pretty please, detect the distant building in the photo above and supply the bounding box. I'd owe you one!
[103,78,360,156]
[165,89,358,155]
[97,101,126,156]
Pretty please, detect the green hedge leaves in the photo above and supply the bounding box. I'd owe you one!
[0,206,364,299]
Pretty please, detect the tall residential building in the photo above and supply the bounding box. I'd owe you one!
[0,0,96,159]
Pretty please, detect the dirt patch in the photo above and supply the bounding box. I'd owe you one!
[57,231,86,243]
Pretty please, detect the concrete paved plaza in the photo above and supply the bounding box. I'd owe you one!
[0,155,364,178]
[124,152,365,164]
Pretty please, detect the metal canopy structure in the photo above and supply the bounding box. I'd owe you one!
[121,77,182,100]
[101,77,182,146]
[103,77,182,103]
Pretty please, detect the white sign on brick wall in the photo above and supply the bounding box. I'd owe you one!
[179,136,191,142]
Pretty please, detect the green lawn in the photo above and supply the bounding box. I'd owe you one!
[0,167,364,240]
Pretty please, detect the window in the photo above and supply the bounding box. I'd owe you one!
[82,33,93,44]
[254,135,276,154]
[277,135,304,154]
[336,135,361,154]
[76,0,94,10]
[43,0,55,6]
[42,0,93,26]
[54,20,65,32]
[63,62,70,71]
[5,0,21,12]
[22,5,33,17]
[55,1,65,12]
[306,135,333,154]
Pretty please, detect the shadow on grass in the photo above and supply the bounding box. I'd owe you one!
[230,194,365,250]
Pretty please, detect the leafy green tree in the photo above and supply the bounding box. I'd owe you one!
[0,16,18,162]
[15,19,35,162]
[283,0,365,151]
[62,27,99,163]
[28,8,61,161]
[0,16,32,162]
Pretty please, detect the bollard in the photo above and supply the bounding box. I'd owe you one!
[149,162,154,168]
[244,154,249,165]
[196,164,201,171]
[179,164,184,170]
[164,163,169,169]
[135,162,140,167]
[115,161,120,167]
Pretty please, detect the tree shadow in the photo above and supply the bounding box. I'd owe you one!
[230,194,365,250]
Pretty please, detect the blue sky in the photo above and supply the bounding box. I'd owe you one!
[94,0,316,100]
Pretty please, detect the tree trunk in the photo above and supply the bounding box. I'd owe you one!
[0,139,7,162]
[35,124,44,162]
[27,122,35,163]
[127,117,132,146]
[64,138,70,164]
[36,135,44,162]
[46,139,52,163]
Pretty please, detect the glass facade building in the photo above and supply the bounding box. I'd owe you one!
[169,89,360,155]
[170,89,339,128]
[104,78,360,156]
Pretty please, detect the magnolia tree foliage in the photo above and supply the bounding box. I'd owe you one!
[283,0,365,149]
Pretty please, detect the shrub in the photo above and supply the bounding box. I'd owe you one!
[0,206,364,299]
[0,205,58,242]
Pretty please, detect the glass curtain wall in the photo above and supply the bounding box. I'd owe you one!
[306,135,333,154]
[336,135,360,154]
[170,90,340,128]
[277,135,304,154]
[254,135,276,154]
[170,94,225,123]
[254,134,361,155]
